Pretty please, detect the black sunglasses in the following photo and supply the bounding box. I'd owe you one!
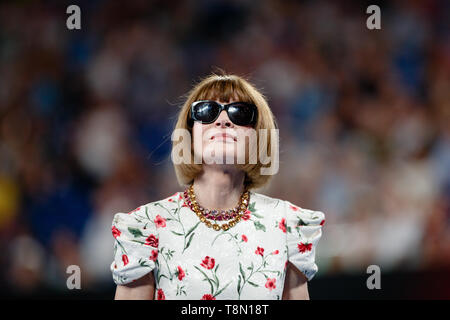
[188,100,258,127]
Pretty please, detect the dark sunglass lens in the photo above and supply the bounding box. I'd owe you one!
[193,101,220,123]
[228,104,256,126]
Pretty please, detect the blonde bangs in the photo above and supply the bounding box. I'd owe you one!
[193,77,255,104]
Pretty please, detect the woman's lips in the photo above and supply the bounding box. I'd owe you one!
[211,133,237,142]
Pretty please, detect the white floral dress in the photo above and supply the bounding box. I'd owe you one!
[110,191,325,300]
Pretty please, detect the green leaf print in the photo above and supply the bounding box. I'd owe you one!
[144,206,151,220]
[195,263,230,298]
[297,218,308,226]
[239,262,246,280]
[166,248,175,259]
[128,227,144,238]
[186,221,200,237]
[194,266,214,294]
[213,269,220,289]
[237,275,242,294]
[138,258,154,268]
[274,200,280,208]
[214,281,231,298]
[184,232,195,251]
[253,220,266,232]
[176,283,187,296]
[158,274,169,282]
[237,248,280,298]
[252,212,263,218]
[248,202,256,211]
[159,247,175,280]
[211,231,245,256]
[155,201,199,254]
[131,240,146,245]
[247,280,259,287]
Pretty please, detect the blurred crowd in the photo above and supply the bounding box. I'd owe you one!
[0,0,449,295]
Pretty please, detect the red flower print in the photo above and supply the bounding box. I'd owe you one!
[157,288,165,300]
[265,278,276,291]
[112,226,121,238]
[320,219,325,226]
[177,266,185,281]
[154,215,166,228]
[150,250,158,261]
[242,210,251,221]
[200,256,215,270]
[127,206,141,214]
[241,234,248,242]
[122,254,129,266]
[201,294,216,300]
[272,250,279,255]
[284,260,288,270]
[145,234,159,248]
[255,246,264,256]
[289,205,299,212]
[298,242,313,253]
[278,218,286,233]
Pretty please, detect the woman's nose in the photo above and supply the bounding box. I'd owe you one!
[215,110,233,128]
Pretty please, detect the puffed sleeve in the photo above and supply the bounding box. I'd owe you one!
[110,206,159,285]
[285,200,325,281]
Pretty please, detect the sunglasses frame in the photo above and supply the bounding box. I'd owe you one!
[188,100,258,127]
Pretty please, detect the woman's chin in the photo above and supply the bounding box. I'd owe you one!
[202,153,238,165]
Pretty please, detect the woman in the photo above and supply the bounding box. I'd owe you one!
[111,72,325,300]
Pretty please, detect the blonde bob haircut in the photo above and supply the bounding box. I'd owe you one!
[172,72,279,191]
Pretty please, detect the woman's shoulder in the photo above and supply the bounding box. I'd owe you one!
[284,200,325,227]
[113,192,184,221]
[142,191,184,210]
[249,190,284,209]
[153,190,184,207]
[250,191,325,222]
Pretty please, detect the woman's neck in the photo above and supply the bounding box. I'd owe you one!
[192,165,245,210]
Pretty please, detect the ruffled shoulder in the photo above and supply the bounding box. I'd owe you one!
[110,205,160,285]
[284,200,325,281]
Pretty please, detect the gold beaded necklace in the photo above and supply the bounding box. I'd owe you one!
[184,184,250,231]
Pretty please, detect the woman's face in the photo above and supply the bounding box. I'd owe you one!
[192,99,255,166]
